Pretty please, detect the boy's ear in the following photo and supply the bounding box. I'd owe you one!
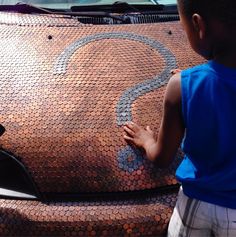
[192,13,206,40]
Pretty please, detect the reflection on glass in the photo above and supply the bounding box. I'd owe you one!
[0,0,177,7]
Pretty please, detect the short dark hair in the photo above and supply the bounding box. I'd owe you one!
[178,0,236,27]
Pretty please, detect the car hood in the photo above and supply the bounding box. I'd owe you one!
[0,12,204,194]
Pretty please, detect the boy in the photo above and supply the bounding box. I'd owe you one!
[124,0,236,236]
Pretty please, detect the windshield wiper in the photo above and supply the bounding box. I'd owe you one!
[71,1,164,13]
[0,1,176,23]
[0,2,60,14]
[0,2,129,22]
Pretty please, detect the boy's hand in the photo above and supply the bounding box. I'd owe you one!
[123,122,156,151]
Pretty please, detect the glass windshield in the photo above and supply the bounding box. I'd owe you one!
[0,0,177,9]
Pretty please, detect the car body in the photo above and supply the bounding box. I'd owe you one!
[0,0,204,236]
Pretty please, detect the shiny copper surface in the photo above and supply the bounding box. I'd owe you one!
[0,191,177,236]
[0,12,205,236]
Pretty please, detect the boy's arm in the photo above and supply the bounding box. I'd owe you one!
[124,73,185,168]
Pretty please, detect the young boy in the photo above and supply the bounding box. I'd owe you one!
[124,0,236,236]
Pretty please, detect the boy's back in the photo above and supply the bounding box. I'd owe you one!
[177,60,236,208]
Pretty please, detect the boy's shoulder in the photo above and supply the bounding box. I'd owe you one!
[182,62,210,75]
[182,60,236,80]
[181,61,217,83]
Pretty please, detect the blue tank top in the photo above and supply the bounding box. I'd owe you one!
[176,60,236,208]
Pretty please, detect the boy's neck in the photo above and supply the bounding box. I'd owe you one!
[214,51,236,69]
[208,22,236,69]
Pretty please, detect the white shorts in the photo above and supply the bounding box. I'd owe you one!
[167,187,236,237]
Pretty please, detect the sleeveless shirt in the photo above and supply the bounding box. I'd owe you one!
[176,60,236,208]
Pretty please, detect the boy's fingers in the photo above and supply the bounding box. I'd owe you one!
[124,124,132,129]
[125,121,134,126]
[126,122,142,132]
[124,126,135,137]
[123,134,134,142]
[124,122,137,132]
[124,122,133,129]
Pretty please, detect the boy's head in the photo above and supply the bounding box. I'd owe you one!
[178,0,236,27]
[177,0,236,61]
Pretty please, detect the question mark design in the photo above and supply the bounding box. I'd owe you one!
[53,32,176,173]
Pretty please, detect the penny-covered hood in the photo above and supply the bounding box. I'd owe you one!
[0,12,204,196]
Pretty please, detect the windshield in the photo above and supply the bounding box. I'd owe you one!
[0,0,177,9]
